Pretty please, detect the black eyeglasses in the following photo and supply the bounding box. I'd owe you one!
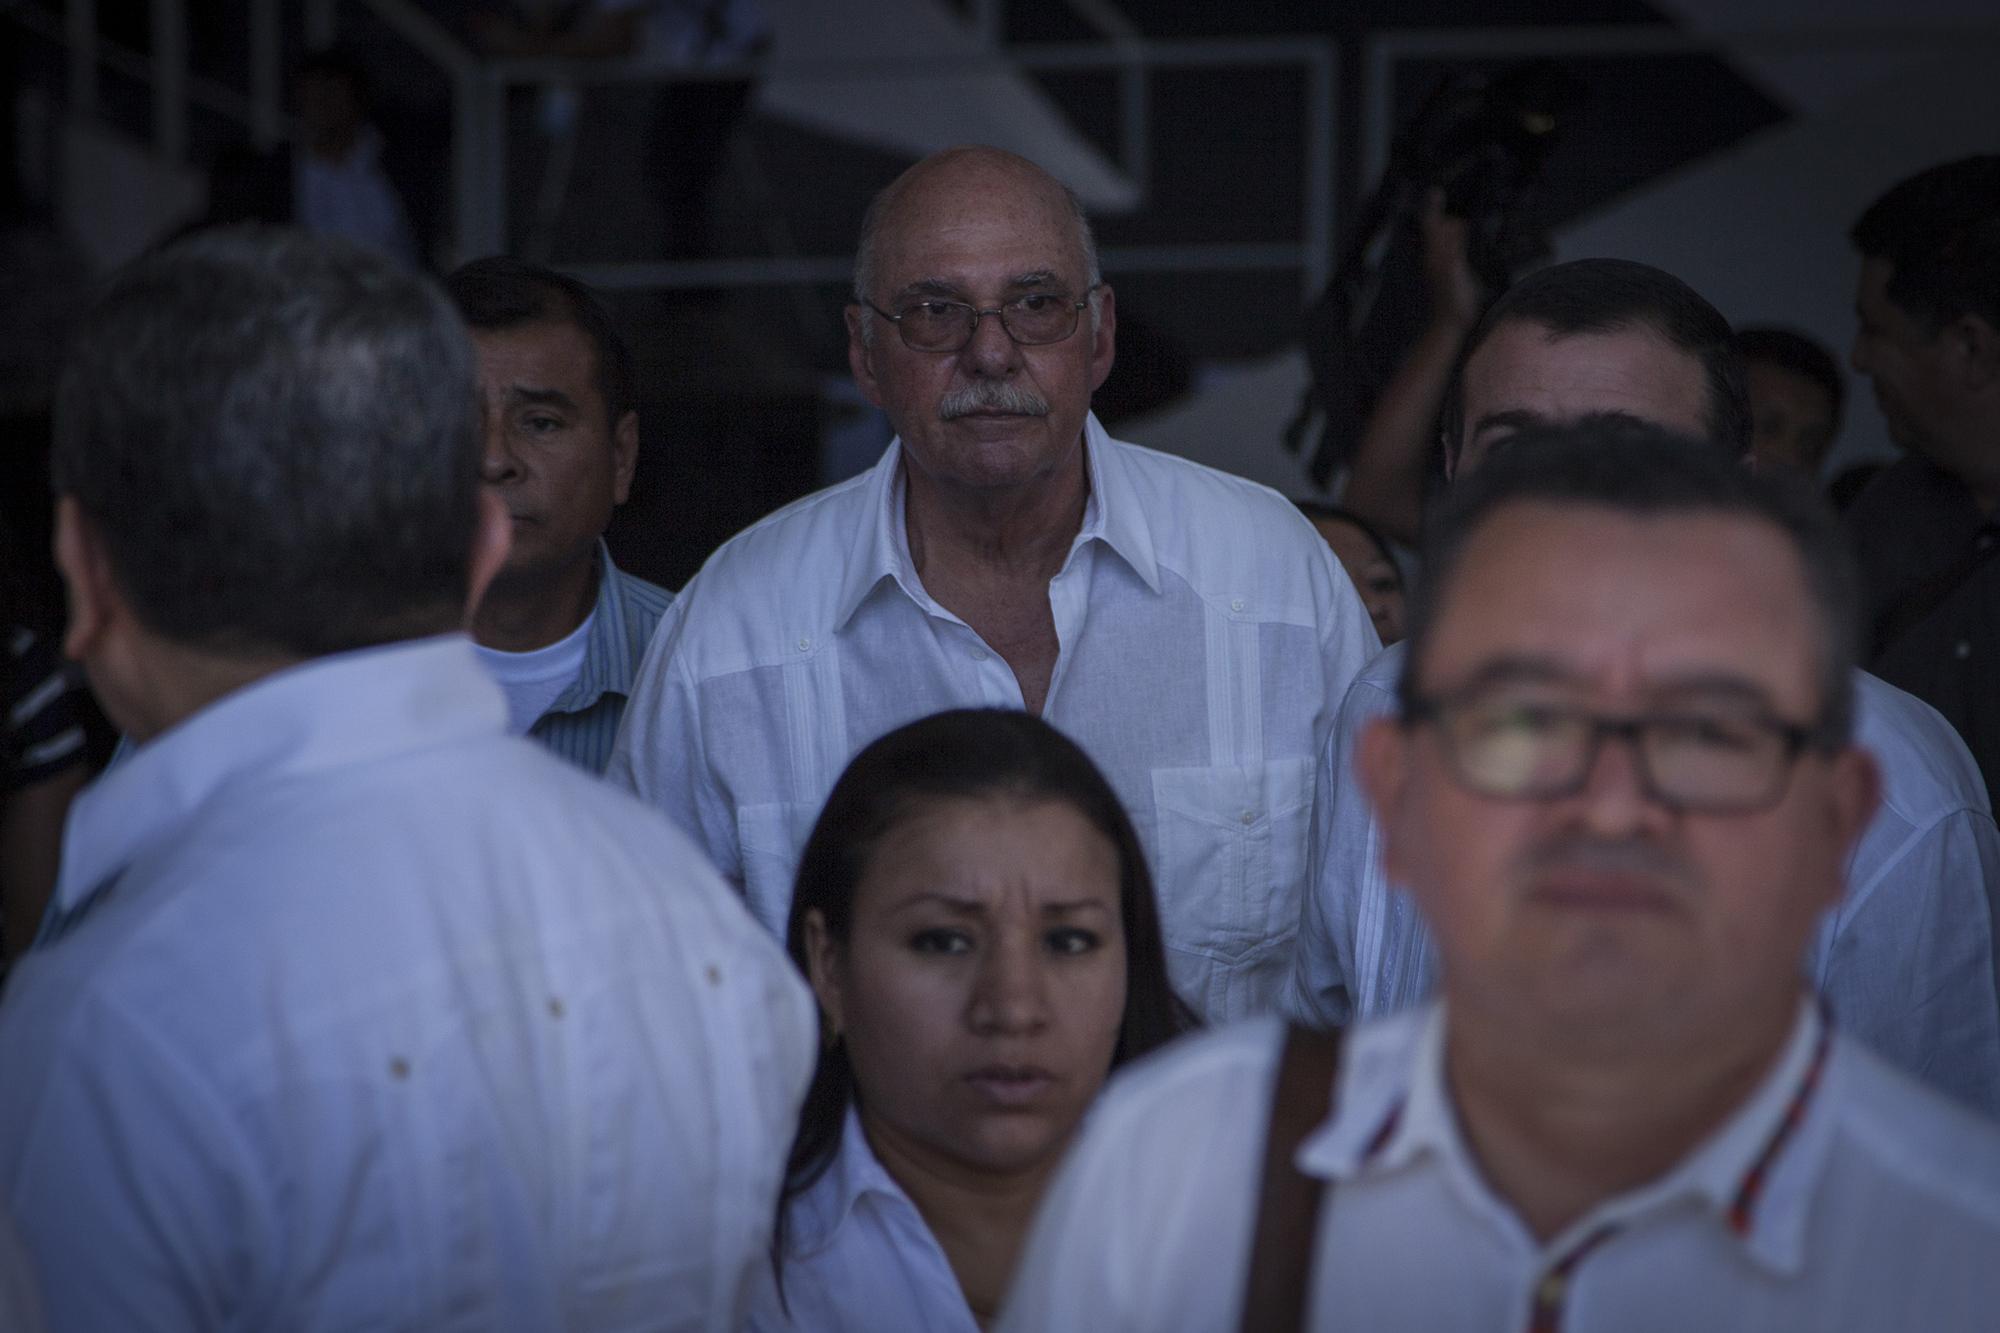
[1402,687,1835,814]
[859,285,1101,353]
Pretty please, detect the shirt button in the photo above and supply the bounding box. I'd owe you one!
[971,648,989,662]
[796,636,812,653]
[1955,640,1972,660]
[1230,597,1245,613]
[1537,1273,1566,1307]
[1240,810,1256,825]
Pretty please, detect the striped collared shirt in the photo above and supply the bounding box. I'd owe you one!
[527,544,674,774]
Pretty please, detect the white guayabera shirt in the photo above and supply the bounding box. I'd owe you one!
[610,412,1379,1022]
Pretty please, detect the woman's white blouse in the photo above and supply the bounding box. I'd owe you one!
[745,1109,981,1333]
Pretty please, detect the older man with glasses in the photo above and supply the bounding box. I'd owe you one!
[610,145,1378,1021]
[1001,424,2000,1333]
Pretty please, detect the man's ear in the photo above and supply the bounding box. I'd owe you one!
[1087,282,1117,393]
[802,908,846,1038]
[1824,745,1882,899]
[465,487,513,625]
[611,408,639,507]
[1358,715,1415,886]
[846,305,885,410]
[52,496,117,664]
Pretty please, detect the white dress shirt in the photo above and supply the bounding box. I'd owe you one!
[745,1108,979,1333]
[1285,642,2000,1117]
[1001,1004,2000,1332]
[0,637,814,1332]
[609,414,1378,1021]
[294,127,418,266]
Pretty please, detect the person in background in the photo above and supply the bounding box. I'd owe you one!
[1846,154,2000,812]
[1294,500,1406,646]
[610,145,1376,1023]
[1337,188,1487,549]
[0,228,812,1331]
[205,49,421,267]
[471,0,770,261]
[1288,258,2000,1119]
[750,709,1196,1331]
[447,257,673,774]
[1002,425,2000,1332]
[1739,325,1845,480]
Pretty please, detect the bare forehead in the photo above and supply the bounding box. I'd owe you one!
[1472,319,1701,391]
[471,319,601,385]
[871,151,1088,280]
[1428,502,1822,697]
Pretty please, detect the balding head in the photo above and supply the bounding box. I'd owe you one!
[852,146,1102,343]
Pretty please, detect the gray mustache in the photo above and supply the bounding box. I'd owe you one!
[939,382,1051,420]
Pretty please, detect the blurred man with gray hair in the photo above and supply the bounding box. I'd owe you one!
[0,229,811,1332]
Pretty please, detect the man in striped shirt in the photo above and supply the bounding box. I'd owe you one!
[447,258,672,773]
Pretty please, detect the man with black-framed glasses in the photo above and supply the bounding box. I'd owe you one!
[610,145,1379,1022]
[1001,424,2000,1333]
[1288,258,2000,1119]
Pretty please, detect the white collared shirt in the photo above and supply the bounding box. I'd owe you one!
[1000,1004,2000,1332]
[1286,642,2000,1117]
[609,414,1378,1022]
[0,637,814,1332]
[746,1108,980,1333]
[293,127,417,266]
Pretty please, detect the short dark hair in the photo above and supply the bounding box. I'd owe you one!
[1737,326,1844,423]
[1292,499,1403,577]
[774,708,1196,1287]
[1403,417,1860,746]
[1441,258,1751,464]
[53,227,480,658]
[1851,155,2000,335]
[444,256,635,424]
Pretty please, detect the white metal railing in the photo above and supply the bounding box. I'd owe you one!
[17,2,1995,303]
[8,0,1336,298]
[479,36,1337,298]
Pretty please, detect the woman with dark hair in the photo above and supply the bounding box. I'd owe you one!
[748,708,1198,1331]
[1294,499,1408,646]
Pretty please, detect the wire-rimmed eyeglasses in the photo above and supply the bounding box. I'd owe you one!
[859,284,1102,353]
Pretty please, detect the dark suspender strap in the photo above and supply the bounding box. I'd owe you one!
[1238,1023,1345,1333]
